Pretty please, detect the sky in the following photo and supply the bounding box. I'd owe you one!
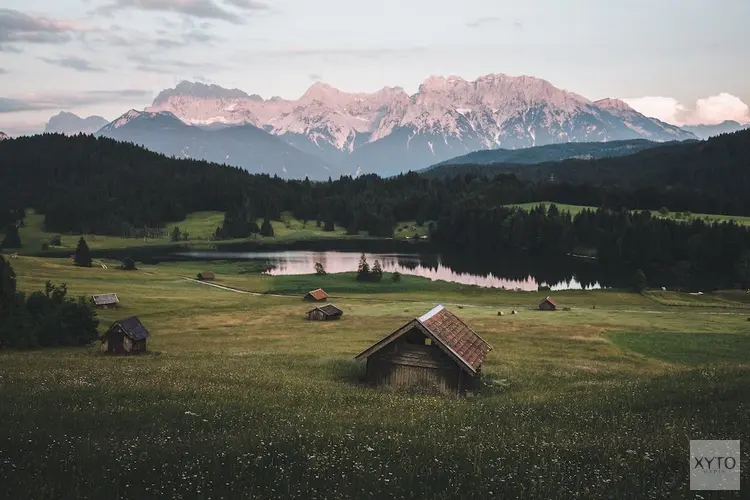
[1,0,749,135]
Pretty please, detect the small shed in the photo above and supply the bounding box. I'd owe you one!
[307,304,343,321]
[197,271,215,281]
[303,288,328,302]
[91,293,120,308]
[539,296,557,311]
[101,316,150,354]
[355,305,492,395]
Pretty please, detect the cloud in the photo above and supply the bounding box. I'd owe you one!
[128,53,222,74]
[0,68,8,75]
[0,8,90,51]
[466,17,522,29]
[624,93,750,126]
[96,0,268,24]
[38,56,104,72]
[240,46,429,61]
[0,90,152,114]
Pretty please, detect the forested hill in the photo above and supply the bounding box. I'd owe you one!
[425,129,750,196]
[425,139,670,169]
[0,134,296,234]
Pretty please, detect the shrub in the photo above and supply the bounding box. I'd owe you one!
[391,271,402,283]
[631,269,648,293]
[120,257,137,271]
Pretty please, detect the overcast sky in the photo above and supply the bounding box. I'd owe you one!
[1,0,749,135]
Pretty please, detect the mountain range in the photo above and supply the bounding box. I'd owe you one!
[682,120,750,140]
[137,75,696,177]
[97,109,335,179]
[45,112,109,135]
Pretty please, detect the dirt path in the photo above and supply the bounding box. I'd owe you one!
[181,277,264,296]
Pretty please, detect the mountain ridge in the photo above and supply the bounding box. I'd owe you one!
[146,73,697,176]
[45,111,109,135]
[96,109,341,180]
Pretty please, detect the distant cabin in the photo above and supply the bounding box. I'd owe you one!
[197,271,215,281]
[303,288,328,302]
[355,305,492,395]
[307,304,343,321]
[91,293,120,308]
[101,316,150,355]
[539,297,557,311]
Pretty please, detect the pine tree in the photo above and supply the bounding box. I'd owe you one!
[0,254,17,302]
[260,217,275,237]
[1,224,21,249]
[371,260,383,282]
[356,253,370,281]
[74,237,92,267]
[170,226,181,242]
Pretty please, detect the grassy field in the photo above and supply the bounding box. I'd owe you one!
[4,210,425,257]
[1,255,749,498]
[509,201,750,226]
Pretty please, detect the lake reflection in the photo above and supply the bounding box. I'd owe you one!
[178,250,602,291]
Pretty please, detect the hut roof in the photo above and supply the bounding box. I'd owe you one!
[355,305,492,375]
[198,271,215,279]
[308,304,343,317]
[307,288,328,300]
[541,296,557,307]
[92,293,119,306]
[111,316,150,341]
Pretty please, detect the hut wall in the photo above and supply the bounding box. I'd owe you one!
[365,332,464,394]
[131,340,147,353]
[308,310,325,321]
[539,302,556,311]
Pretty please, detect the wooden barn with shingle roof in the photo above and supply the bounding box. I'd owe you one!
[101,316,151,354]
[303,288,328,302]
[307,304,343,321]
[355,305,492,395]
[91,293,119,308]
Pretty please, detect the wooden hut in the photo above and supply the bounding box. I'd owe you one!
[91,293,120,308]
[197,271,215,281]
[539,296,557,311]
[355,305,492,395]
[307,304,343,321]
[101,316,150,354]
[303,288,328,302]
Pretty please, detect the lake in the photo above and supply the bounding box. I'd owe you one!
[177,250,606,291]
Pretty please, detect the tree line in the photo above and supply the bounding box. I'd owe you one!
[2,132,750,287]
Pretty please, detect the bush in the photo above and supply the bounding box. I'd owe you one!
[120,257,137,271]
[0,257,99,349]
[1,224,21,249]
[391,271,401,283]
[631,269,648,293]
[658,207,670,216]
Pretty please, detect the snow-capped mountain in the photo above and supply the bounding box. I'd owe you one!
[45,111,108,135]
[0,132,9,141]
[147,74,697,176]
[96,110,338,179]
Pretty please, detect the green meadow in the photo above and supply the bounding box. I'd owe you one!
[508,201,750,226]
[1,254,749,498]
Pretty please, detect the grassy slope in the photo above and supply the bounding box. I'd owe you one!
[1,255,749,498]
[5,210,425,256]
[508,201,750,226]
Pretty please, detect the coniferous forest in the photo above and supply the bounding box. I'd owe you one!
[2,131,750,288]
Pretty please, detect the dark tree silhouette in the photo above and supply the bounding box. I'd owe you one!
[74,237,92,267]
